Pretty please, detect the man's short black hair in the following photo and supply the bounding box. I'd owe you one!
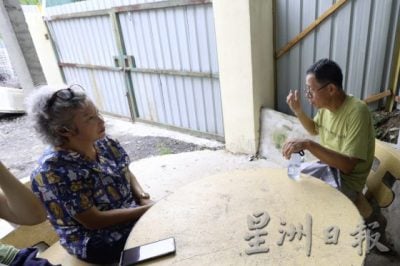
[306,58,343,89]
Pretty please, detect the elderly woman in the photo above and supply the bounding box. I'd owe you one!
[28,85,153,264]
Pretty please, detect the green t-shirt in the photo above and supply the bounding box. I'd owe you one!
[313,95,375,192]
[0,242,19,265]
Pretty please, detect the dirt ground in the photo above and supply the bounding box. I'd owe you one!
[373,109,400,145]
[0,113,220,180]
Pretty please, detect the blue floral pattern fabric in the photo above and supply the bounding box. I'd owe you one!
[31,137,137,259]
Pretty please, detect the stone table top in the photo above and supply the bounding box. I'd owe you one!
[125,168,365,265]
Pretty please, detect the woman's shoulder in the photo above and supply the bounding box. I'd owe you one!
[36,147,77,165]
[34,148,60,168]
[31,148,82,178]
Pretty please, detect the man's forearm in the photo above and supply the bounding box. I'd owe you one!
[306,141,358,174]
[296,111,318,135]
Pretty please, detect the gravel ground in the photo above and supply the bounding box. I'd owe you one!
[0,113,222,180]
[373,109,400,145]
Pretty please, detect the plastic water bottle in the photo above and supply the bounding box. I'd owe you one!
[287,153,303,181]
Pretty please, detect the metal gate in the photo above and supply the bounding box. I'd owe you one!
[44,0,224,139]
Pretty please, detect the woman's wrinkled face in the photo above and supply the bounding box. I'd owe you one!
[67,100,105,144]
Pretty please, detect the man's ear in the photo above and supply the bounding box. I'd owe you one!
[328,83,337,94]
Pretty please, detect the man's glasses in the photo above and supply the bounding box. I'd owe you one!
[46,84,85,110]
[303,82,330,98]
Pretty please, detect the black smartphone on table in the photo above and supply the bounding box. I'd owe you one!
[119,237,176,266]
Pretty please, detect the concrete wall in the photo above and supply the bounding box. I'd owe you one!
[0,1,34,95]
[22,5,64,86]
[213,0,275,154]
[1,0,46,94]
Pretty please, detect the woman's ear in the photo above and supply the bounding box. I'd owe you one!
[56,126,72,137]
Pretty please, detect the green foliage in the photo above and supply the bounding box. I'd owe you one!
[19,0,40,5]
[157,143,172,155]
[272,131,287,149]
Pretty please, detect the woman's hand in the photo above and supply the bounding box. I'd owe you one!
[139,198,154,206]
[75,203,154,230]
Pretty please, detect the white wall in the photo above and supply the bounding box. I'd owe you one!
[213,0,274,154]
[0,1,35,95]
[22,5,64,86]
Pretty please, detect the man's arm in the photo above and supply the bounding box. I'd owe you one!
[282,139,359,174]
[295,110,318,136]
[287,90,318,135]
[0,161,47,225]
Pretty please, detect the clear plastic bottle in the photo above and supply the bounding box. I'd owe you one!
[287,153,303,181]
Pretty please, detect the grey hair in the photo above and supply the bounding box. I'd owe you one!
[26,84,88,147]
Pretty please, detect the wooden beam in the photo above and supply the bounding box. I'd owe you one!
[363,90,392,104]
[275,0,348,59]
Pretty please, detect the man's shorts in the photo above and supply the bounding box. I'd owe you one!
[300,161,358,202]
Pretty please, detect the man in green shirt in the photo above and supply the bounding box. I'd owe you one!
[282,59,375,217]
[281,59,399,255]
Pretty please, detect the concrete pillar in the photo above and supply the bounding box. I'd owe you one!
[0,0,46,95]
[22,5,64,86]
[213,0,275,154]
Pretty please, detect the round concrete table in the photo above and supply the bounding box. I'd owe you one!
[125,168,365,265]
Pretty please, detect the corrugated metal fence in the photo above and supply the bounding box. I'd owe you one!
[275,0,400,115]
[45,0,223,140]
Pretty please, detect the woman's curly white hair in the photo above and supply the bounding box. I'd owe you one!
[26,84,87,146]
